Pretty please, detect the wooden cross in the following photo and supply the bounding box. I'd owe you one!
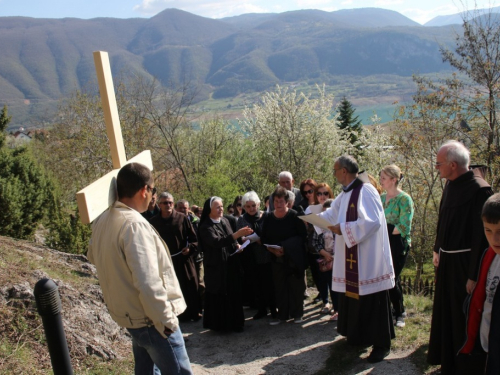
[346,253,357,270]
[76,51,153,224]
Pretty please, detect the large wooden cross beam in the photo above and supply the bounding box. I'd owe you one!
[76,51,153,224]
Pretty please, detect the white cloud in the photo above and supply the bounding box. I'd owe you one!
[294,0,338,12]
[134,0,276,18]
[132,0,495,22]
[134,0,173,15]
[296,0,334,6]
[401,4,460,24]
[375,0,403,5]
[200,2,269,18]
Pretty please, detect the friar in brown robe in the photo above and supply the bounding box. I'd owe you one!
[150,193,201,322]
[428,142,493,375]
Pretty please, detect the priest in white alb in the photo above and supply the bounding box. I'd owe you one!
[319,155,395,363]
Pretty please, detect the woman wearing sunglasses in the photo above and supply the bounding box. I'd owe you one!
[298,178,318,210]
[311,183,339,318]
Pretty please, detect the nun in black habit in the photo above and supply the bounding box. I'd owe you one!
[198,196,253,332]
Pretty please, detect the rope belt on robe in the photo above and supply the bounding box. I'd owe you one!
[439,248,471,253]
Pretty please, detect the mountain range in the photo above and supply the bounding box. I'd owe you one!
[424,5,500,26]
[0,7,473,127]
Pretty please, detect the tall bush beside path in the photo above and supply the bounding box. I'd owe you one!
[0,147,57,239]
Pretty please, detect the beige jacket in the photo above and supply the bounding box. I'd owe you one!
[88,201,186,337]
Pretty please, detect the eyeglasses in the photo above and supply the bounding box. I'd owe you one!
[147,186,157,195]
[160,201,174,205]
[237,203,242,207]
[317,191,329,197]
[304,189,314,195]
[435,161,448,167]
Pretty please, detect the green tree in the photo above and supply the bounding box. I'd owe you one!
[441,9,500,167]
[125,77,199,195]
[32,79,256,251]
[242,85,347,185]
[414,7,500,187]
[391,80,459,284]
[391,6,500,283]
[0,105,12,148]
[45,206,92,254]
[337,97,363,150]
[0,147,57,239]
[186,116,261,204]
[32,81,162,204]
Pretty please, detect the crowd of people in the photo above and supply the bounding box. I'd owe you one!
[87,139,500,375]
[136,157,414,365]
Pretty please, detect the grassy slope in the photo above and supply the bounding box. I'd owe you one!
[0,233,439,374]
[0,236,134,374]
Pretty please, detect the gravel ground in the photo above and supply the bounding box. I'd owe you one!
[182,290,422,375]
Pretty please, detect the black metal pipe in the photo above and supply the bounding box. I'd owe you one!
[34,278,73,375]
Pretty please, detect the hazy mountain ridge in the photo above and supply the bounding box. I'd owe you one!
[0,7,458,126]
[425,5,500,26]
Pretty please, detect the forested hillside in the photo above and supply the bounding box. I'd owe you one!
[0,7,458,127]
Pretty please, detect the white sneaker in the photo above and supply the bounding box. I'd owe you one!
[294,318,304,324]
[396,316,405,328]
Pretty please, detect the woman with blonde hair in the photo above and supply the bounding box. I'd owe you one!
[379,164,414,328]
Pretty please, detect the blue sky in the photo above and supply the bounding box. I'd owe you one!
[0,0,495,24]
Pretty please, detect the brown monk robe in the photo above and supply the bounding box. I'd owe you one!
[150,209,201,322]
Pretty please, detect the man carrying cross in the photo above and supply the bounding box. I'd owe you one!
[88,163,193,374]
[319,155,395,363]
[81,52,192,374]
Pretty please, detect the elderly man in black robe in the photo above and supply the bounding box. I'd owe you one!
[427,140,493,374]
[150,192,201,322]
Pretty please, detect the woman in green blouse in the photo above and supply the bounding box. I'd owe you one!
[380,164,414,328]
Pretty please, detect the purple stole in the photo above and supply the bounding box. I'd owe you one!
[345,183,363,299]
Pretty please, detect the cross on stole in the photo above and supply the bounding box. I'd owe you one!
[346,253,357,270]
[75,51,153,224]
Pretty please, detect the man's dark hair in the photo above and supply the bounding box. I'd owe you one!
[482,193,500,224]
[335,155,359,174]
[273,186,288,201]
[117,163,153,199]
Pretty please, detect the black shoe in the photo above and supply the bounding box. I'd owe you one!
[233,326,244,333]
[367,346,390,363]
[192,314,203,322]
[253,311,267,320]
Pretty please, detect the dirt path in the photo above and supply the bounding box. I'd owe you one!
[0,237,425,374]
[182,290,421,375]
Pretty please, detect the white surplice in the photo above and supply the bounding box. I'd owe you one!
[319,182,395,296]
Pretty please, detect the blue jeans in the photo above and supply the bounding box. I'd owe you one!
[127,326,193,375]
